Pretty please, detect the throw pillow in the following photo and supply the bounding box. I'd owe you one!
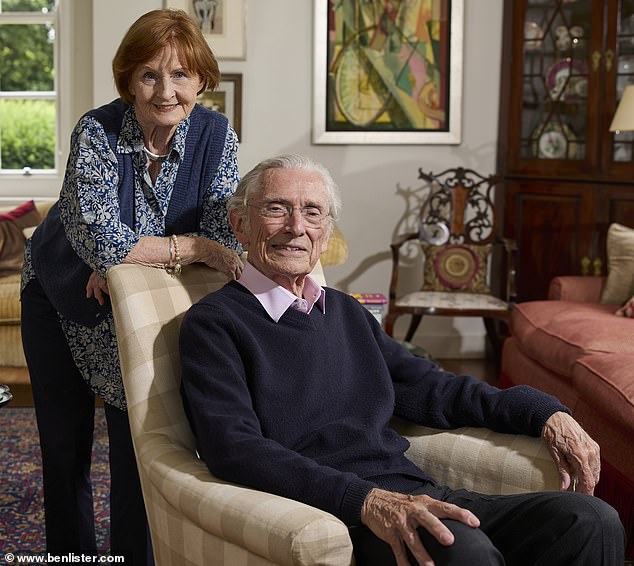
[422,243,491,293]
[0,200,42,278]
[600,223,634,305]
[616,295,634,318]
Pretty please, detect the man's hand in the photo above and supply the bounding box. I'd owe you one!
[361,488,480,566]
[542,411,600,494]
[86,271,109,305]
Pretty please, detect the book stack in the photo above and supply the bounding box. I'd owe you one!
[350,292,388,324]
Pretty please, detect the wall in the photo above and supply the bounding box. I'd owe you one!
[93,0,504,358]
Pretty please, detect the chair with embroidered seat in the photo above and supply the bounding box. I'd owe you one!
[384,166,517,358]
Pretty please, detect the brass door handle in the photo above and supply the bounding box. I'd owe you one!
[592,50,602,71]
[581,256,591,275]
[605,49,614,72]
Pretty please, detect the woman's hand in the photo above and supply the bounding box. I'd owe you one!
[542,411,601,494]
[200,239,244,280]
[86,271,109,305]
[361,488,480,566]
[124,235,244,280]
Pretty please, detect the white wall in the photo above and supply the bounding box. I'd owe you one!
[93,0,504,358]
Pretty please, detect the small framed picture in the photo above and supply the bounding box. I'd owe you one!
[198,73,243,141]
[165,0,246,60]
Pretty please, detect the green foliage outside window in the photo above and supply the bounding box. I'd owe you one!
[0,0,56,170]
[0,100,55,169]
[0,23,54,91]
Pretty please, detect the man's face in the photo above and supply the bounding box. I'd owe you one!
[231,168,331,291]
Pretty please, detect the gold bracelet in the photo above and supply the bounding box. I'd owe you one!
[165,234,182,277]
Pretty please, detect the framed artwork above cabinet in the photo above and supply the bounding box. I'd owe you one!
[497,0,634,302]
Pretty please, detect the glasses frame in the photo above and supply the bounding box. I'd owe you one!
[247,203,330,227]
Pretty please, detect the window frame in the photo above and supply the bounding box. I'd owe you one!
[0,0,72,199]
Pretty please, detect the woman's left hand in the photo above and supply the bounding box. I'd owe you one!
[201,240,244,280]
[86,271,110,305]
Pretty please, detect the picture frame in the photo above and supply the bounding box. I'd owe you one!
[312,0,464,145]
[165,0,246,60]
[197,73,243,141]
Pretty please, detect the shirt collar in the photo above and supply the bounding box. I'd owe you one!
[237,261,325,322]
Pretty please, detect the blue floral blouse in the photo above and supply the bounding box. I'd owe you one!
[23,105,240,410]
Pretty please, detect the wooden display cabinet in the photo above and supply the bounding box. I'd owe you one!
[497,0,634,302]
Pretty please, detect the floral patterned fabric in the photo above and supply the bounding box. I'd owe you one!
[22,105,240,410]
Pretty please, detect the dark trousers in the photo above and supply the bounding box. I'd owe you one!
[349,483,625,565]
[21,279,152,565]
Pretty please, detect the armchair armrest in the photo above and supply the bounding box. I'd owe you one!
[138,434,353,566]
[392,418,560,494]
[548,276,605,302]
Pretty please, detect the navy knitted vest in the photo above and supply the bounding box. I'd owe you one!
[31,99,228,327]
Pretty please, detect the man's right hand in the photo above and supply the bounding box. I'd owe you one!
[360,488,480,566]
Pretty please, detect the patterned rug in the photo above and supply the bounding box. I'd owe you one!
[0,407,110,554]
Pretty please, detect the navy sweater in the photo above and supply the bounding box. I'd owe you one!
[180,281,568,526]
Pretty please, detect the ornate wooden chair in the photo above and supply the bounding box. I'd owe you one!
[384,167,517,357]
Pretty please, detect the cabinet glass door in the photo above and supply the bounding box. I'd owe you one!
[520,0,593,164]
[613,0,634,163]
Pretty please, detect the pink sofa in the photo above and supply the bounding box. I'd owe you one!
[500,276,634,559]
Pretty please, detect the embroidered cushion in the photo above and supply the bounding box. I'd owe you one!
[422,243,491,293]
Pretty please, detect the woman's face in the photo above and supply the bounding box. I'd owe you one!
[128,44,203,132]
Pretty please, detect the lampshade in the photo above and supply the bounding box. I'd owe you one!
[610,85,634,132]
[320,223,349,267]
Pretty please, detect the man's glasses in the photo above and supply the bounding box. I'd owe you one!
[248,203,328,227]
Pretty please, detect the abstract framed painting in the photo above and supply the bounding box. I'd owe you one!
[198,73,243,140]
[313,0,463,144]
[165,0,246,60]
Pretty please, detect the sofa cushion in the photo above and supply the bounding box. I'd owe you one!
[572,353,634,438]
[510,300,633,377]
[601,223,634,305]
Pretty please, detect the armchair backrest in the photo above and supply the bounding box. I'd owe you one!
[109,264,229,449]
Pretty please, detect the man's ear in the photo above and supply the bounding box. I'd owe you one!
[229,208,249,246]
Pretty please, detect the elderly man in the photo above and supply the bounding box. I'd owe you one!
[180,154,624,565]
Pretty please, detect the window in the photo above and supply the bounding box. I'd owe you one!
[0,0,58,174]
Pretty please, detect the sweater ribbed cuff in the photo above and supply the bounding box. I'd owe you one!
[340,480,377,526]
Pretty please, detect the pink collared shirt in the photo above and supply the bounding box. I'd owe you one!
[237,261,326,323]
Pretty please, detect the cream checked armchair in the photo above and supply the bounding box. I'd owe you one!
[108,263,560,566]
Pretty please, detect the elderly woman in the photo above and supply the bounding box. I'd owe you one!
[21,9,242,563]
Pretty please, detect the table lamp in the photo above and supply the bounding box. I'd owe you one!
[320,223,349,266]
[610,84,634,133]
